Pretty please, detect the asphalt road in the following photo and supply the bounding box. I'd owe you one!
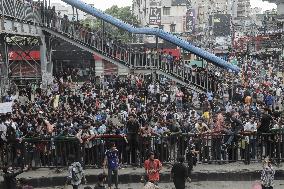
[37,181,283,189]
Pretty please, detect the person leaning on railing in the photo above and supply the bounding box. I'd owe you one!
[257,107,275,158]
[243,117,258,161]
[75,124,95,166]
[139,122,154,161]
[126,114,140,165]
[152,121,169,162]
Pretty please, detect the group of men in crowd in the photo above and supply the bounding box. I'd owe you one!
[0,62,283,188]
[0,1,283,189]
[37,0,223,96]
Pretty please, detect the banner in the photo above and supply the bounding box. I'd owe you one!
[0,102,13,114]
[185,9,195,33]
[53,95,60,109]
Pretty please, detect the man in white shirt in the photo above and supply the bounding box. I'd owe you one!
[76,125,95,165]
[76,126,94,149]
[148,84,155,99]
[195,119,210,134]
[244,118,257,132]
[276,87,282,101]
[0,119,7,142]
[161,93,168,104]
[243,117,257,159]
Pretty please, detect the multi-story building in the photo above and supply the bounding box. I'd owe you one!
[265,0,284,15]
[50,2,95,20]
[235,0,251,18]
[133,0,188,34]
[132,0,250,36]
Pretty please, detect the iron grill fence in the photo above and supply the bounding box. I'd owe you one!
[1,132,284,169]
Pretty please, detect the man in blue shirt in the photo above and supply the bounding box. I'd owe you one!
[103,142,119,189]
[206,90,213,102]
[265,93,274,111]
[167,52,174,73]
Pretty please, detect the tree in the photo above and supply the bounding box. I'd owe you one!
[105,6,139,27]
[104,5,140,43]
[81,5,140,43]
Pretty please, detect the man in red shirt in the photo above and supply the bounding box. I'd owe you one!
[144,152,162,186]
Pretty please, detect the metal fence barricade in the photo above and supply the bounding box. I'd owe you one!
[1,133,284,169]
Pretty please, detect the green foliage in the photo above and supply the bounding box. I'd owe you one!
[105,6,139,27]
[81,16,102,30]
[81,5,140,43]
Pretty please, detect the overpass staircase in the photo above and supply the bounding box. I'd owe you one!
[0,0,240,95]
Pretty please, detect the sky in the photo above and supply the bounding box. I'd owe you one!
[51,0,277,11]
[51,0,132,10]
[250,0,277,11]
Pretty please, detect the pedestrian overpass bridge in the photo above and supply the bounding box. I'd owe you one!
[0,0,239,95]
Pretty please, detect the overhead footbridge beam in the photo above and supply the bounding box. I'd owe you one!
[61,0,240,73]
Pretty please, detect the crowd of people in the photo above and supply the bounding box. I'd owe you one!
[1,65,282,188]
[38,1,224,93]
[1,60,284,167]
[0,1,283,189]
[1,5,284,165]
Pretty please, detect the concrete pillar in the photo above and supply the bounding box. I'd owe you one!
[95,59,104,77]
[40,34,53,89]
[118,66,130,75]
[0,35,9,98]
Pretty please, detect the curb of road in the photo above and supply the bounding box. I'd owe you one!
[1,170,284,188]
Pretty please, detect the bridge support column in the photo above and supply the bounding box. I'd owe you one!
[95,59,104,77]
[118,66,130,75]
[0,34,9,99]
[40,34,53,89]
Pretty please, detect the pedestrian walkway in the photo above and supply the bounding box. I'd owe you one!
[36,181,284,189]
[1,162,284,188]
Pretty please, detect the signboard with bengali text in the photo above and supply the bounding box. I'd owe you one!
[185,9,195,33]
[149,7,161,25]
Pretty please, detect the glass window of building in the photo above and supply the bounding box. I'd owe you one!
[163,7,171,15]
[170,24,176,32]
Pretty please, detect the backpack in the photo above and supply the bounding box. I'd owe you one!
[71,163,83,182]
